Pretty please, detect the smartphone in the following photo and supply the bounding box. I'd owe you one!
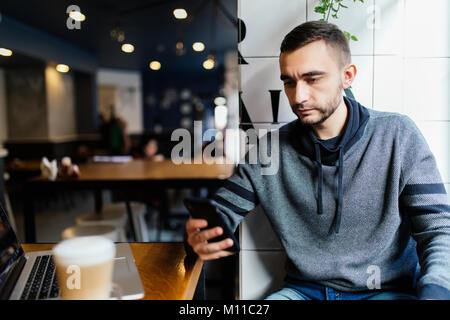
[184,197,240,253]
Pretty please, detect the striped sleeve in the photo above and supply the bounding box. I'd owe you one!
[211,163,259,233]
[399,116,450,300]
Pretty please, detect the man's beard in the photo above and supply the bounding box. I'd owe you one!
[293,86,342,126]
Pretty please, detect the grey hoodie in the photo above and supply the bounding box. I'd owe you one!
[211,97,450,299]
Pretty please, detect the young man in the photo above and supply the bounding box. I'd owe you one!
[185,21,450,300]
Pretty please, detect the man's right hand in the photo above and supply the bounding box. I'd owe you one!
[185,218,235,261]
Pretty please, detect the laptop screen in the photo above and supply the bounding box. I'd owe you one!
[0,203,24,290]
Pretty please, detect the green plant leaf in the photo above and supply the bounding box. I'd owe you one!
[314,6,326,14]
[351,35,358,41]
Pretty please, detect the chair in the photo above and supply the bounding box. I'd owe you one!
[75,202,149,242]
[61,225,119,242]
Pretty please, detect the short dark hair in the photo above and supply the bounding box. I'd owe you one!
[280,21,351,66]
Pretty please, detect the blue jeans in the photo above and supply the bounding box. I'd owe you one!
[265,281,417,300]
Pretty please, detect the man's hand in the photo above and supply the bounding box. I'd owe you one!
[185,218,235,260]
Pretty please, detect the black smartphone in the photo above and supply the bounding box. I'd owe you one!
[183,197,240,253]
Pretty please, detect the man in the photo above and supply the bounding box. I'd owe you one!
[185,21,450,300]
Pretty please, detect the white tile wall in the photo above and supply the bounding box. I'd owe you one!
[416,121,450,184]
[374,0,404,55]
[239,0,307,57]
[240,58,296,123]
[373,56,404,113]
[307,0,374,55]
[349,55,373,109]
[239,250,286,299]
[404,0,450,58]
[403,58,450,121]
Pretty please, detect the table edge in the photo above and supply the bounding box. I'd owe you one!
[21,243,204,300]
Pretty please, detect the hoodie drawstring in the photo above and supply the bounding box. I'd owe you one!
[334,148,344,234]
[297,96,371,235]
[313,141,344,234]
[313,142,323,215]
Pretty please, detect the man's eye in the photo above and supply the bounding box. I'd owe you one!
[283,81,295,87]
[307,78,319,84]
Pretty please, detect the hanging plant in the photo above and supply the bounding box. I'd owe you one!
[314,0,364,41]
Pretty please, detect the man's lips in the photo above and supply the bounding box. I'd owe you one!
[297,108,315,115]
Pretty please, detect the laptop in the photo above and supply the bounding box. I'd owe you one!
[0,203,145,300]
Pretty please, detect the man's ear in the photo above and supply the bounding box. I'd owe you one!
[342,64,357,89]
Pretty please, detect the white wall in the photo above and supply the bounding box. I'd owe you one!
[238,0,450,299]
[97,68,143,134]
[238,0,309,300]
[0,69,7,144]
[45,66,77,139]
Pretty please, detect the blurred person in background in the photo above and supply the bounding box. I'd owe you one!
[99,105,131,155]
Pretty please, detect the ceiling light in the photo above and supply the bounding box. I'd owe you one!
[0,48,13,57]
[149,61,161,71]
[203,57,215,70]
[176,42,185,56]
[176,42,184,50]
[69,11,86,22]
[117,32,125,42]
[110,28,125,42]
[214,105,228,130]
[192,42,205,52]
[173,8,188,19]
[121,43,134,53]
[214,96,227,106]
[56,64,70,73]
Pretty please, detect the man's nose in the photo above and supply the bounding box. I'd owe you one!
[294,82,310,104]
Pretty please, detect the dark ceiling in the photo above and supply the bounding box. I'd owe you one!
[0,0,237,73]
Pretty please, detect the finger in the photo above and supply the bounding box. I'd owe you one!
[185,218,208,233]
[199,250,235,261]
[187,226,216,247]
[193,226,223,243]
[196,238,234,254]
[188,226,222,247]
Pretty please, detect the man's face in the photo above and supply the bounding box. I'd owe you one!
[279,40,345,126]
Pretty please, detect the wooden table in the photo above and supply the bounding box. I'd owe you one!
[23,159,235,242]
[76,158,234,181]
[22,242,203,300]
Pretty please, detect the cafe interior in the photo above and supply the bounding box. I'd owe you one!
[0,0,238,300]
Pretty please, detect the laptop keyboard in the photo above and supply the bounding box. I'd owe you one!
[20,255,59,300]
